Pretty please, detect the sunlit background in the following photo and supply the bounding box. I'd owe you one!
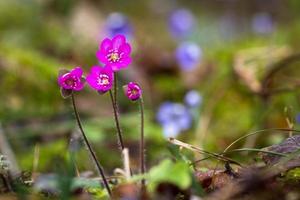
[1,0,300,176]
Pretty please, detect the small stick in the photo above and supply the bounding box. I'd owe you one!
[32,143,40,181]
[168,137,242,166]
[122,148,131,180]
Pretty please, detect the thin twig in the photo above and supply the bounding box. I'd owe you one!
[122,148,131,180]
[32,143,40,181]
[191,148,286,166]
[168,138,242,166]
[71,93,112,197]
[223,128,300,153]
[225,148,287,157]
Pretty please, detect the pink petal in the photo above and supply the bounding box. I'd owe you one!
[90,66,102,74]
[100,38,112,52]
[96,50,109,64]
[71,67,83,77]
[74,81,85,91]
[111,63,122,71]
[86,74,99,90]
[58,76,64,87]
[120,56,131,66]
[102,66,114,81]
[112,35,126,49]
[119,43,131,55]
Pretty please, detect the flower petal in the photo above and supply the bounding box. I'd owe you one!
[163,123,180,138]
[71,67,83,77]
[96,50,109,64]
[86,73,99,90]
[112,34,126,49]
[73,81,85,91]
[90,66,102,74]
[100,38,112,52]
[119,43,131,55]
[120,56,131,66]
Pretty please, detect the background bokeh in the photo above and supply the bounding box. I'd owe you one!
[1,0,300,174]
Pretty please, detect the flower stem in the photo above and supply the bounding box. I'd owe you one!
[71,93,112,197]
[109,90,125,150]
[139,97,146,187]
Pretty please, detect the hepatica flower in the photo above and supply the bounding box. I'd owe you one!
[124,82,142,101]
[168,9,195,38]
[251,12,274,34]
[96,34,131,71]
[156,102,192,138]
[105,13,133,39]
[184,90,202,108]
[86,66,114,94]
[176,42,202,71]
[296,114,300,124]
[58,67,85,98]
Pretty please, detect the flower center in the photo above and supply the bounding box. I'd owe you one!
[107,48,123,63]
[110,53,119,62]
[65,76,78,88]
[97,74,110,86]
[130,89,138,96]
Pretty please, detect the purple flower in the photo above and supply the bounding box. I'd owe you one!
[251,13,274,34]
[96,34,132,71]
[86,65,114,93]
[168,9,195,38]
[105,13,133,39]
[296,114,300,124]
[156,102,192,138]
[123,82,142,101]
[184,90,202,108]
[58,67,85,92]
[175,42,202,71]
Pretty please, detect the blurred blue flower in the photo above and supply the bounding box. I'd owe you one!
[168,9,195,38]
[184,90,202,108]
[105,12,133,38]
[175,42,202,71]
[251,13,274,34]
[296,114,300,124]
[157,102,192,138]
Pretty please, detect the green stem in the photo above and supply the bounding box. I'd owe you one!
[71,93,112,197]
[109,90,125,150]
[139,97,146,186]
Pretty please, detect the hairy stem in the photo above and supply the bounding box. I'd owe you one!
[109,90,125,150]
[71,93,112,197]
[139,97,146,186]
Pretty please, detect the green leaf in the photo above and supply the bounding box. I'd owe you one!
[147,159,192,191]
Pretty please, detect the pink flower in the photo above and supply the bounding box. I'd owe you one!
[58,67,85,91]
[86,65,114,93]
[96,34,131,71]
[124,82,142,101]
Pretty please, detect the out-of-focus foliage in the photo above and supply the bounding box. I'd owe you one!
[1,0,300,198]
